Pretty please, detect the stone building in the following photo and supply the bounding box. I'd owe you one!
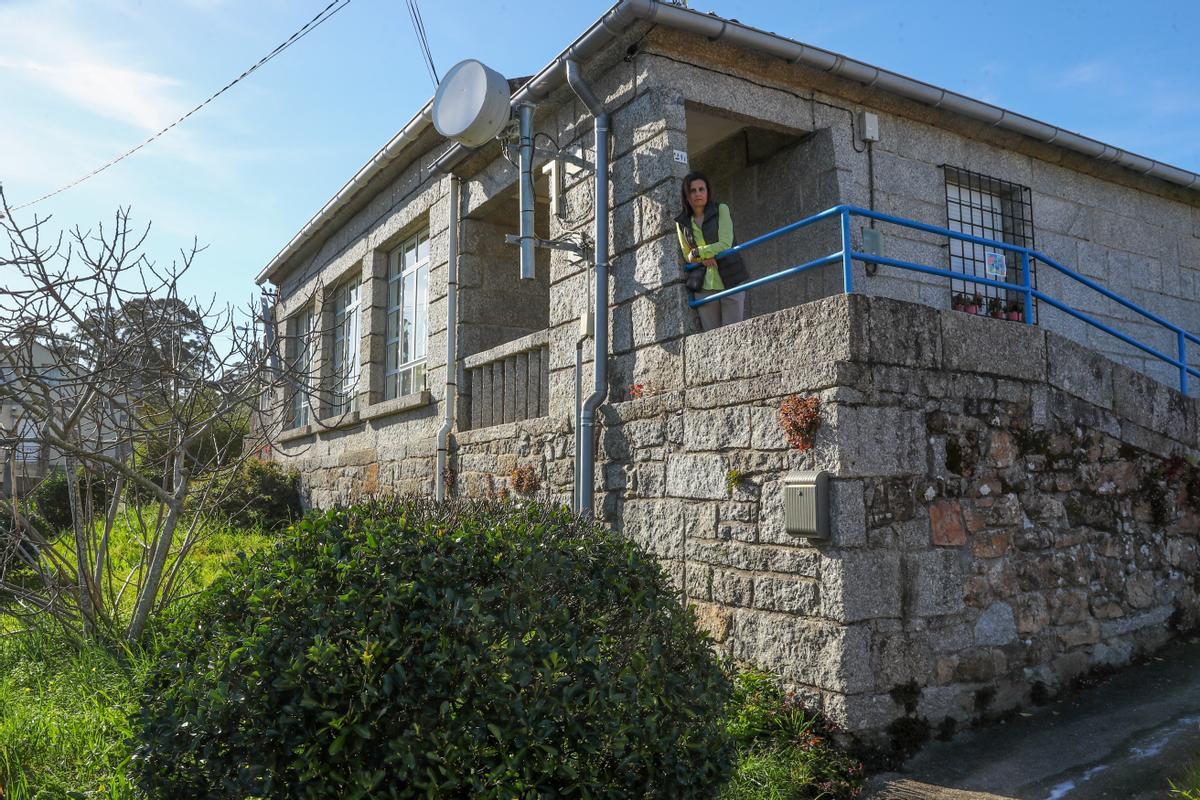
[256,0,1200,739]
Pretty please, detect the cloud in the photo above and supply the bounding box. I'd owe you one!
[1056,60,1109,88]
[0,55,181,133]
[0,1,185,133]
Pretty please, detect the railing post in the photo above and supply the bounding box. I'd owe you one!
[1180,330,1189,395]
[1021,251,1034,326]
[840,209,853,294]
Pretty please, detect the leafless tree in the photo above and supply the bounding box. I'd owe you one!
[0,187,316,645]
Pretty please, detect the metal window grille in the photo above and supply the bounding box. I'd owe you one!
[330,279,360,415]
[384,230,430,400]
[943,166,1038,322]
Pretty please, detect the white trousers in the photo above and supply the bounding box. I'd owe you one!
[695,290,746,332]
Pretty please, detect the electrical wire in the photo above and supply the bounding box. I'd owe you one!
[406,0,439,89]
[8,0,351,214]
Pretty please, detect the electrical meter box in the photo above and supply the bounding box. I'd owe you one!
[783,470,830,540]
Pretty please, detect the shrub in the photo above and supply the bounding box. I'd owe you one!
[509,464,540,495]
[27,468,110,534]
[719,668,863,800]
[201,458,301,531]
[134,500,733,798]
[778,395,821,453]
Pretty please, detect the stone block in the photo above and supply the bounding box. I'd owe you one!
[690,601,733,643]
[683,296,861,385]
[731,612,874,694]
[1046,332,1114,410]
[864,295,943,368]
[830,479,867,547]
[820,551,902,623]
[664,453,728,499]
[974,602,1017,646]
[749,404,789,450]
[830,404,927,477]
[711,568,754,607]
[907,550,965,617]
[683,407,752,451]
[753,574,820,615]
[1099,606,1173,638]
[941,308,1047,382]
[929,499,965,546]
[1113,363,1194,447]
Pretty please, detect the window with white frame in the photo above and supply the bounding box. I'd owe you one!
[384,230,430,400]
[330,278,361,414]
[287,305,314,429]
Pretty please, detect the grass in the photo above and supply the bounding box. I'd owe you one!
[1170,759,1200,799]
[1,506,863,799]
[0,626,148,799]
[0,511,274,799]
[718,668,864,800]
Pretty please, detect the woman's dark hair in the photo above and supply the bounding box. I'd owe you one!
[680,171,712,215]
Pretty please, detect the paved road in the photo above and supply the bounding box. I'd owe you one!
[865,637,1200,800]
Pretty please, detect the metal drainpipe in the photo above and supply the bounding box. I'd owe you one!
[573,339,583,512]
[564,59,608,518]
[518,104,537,280]
[435,175,461,501]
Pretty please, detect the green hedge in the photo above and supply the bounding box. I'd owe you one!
[199,457,301,531]
[134,500,733,798]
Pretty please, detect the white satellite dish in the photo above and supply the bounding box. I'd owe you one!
[432,59,511,148]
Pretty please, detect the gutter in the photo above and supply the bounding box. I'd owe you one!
[255,100,435,286]
[430,0,1200,190]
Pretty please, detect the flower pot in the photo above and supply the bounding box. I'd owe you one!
[964,304,978,315]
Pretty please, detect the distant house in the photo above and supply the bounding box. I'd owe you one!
[257,0,1200,739]
[0,339,61,495]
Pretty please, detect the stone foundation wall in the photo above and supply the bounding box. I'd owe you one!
[277,290,1199,742]
[596,293,1199,739]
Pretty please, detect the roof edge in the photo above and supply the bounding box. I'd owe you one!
[259,0,1200,286]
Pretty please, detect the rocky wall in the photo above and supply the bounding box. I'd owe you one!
[592,293,1199,740]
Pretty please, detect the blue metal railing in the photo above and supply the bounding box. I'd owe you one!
[685,204,1200,395]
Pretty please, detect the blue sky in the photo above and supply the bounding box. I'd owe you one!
[2,0,1197,312]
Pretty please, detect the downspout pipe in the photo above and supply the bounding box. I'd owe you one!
[435,175,461,502]
[517,104,537,280]
[565,59,609,518]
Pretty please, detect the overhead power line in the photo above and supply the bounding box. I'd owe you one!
[406,0,440,88]
[9,0,352,214]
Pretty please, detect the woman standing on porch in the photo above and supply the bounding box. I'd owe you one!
[675,171,749,331]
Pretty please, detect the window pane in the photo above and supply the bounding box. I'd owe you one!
[415,265,428,360]
[402,271,416,363]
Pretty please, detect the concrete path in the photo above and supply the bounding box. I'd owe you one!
[864,637,1200,800]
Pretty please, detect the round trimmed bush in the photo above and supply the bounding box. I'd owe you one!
[134,500,733,798]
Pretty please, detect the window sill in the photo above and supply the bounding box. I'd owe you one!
[278,424,316,443]
[362,390,431,422]
[316,409,362,432]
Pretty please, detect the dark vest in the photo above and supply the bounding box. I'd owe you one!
[675,202,749,289]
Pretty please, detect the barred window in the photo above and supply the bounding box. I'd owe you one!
[286,305,314,429]
[944,166,1037,321]
[384,230,430,400]
[330,279,360,415]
